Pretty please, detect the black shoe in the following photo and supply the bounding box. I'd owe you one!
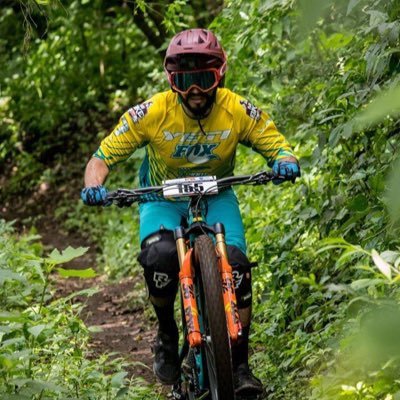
[234,364,263,398]
[153,330,180,385]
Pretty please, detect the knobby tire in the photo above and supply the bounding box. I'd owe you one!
[194,235,235,400]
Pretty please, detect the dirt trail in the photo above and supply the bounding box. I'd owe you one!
[1,184,167,391]
[37,215,159,386]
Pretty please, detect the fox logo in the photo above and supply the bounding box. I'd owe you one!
[164,129,230,164]
[172,143,220,164]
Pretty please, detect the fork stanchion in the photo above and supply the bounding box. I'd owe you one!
[175,227,187,268]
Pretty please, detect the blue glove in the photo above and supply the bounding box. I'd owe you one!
[80,185,110,206]
[272,159,300,185]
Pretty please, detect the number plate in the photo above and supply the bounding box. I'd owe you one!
[163,176,219,198]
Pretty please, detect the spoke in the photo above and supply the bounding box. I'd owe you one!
[197,391,210,400]
[204,337,219,399]
[204,338,216,373]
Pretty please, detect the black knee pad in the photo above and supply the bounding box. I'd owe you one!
[227,245,253,308]
[137,230,179,297]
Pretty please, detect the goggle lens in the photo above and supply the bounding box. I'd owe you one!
[172,70,218,93]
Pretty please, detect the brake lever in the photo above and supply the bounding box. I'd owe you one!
[252,171,275,185]
[106,190,138,207]
[115,197,136,208]
[270,173,291,184]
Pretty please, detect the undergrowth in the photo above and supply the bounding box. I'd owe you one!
[0,219,162,399]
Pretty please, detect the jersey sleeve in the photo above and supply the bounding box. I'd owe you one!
[93,100,153,168]
[236,96,296,166]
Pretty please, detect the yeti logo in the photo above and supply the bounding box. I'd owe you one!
[172,144,219,164]
[163,130,231,142]
[153,272,172,289]
[232,270,244,289]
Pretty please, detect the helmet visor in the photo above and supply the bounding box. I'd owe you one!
[171,69,219,95]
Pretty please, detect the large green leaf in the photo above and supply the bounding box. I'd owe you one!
[371,249,392,280]
[347,0,362,15]
[111,371,128,388]
[46,246,89,265]
[0,269,27,284]
[355,84,400,129]
[27,324,47,338]
[297,0,330,36]
[10,379,66,394]
[348,194,368,212]
[0,312,26,322]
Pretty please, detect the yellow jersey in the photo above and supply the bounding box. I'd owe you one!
[94,88,295,190]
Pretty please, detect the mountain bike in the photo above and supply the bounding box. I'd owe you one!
[106,171,281,400]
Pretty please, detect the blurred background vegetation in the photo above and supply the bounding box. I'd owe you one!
[1,0,400,399]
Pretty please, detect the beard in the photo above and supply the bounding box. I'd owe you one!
[183,90,216,118]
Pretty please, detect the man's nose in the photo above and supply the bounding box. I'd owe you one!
[189,87,201,95]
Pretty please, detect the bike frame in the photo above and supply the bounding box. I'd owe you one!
[173,195,242,398]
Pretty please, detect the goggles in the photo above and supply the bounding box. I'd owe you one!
[170,68,221,95]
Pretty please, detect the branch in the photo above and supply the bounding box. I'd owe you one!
[96,0,166,57]
[132,5,165,58]
[189,0,223,27]
[146,3,168,40]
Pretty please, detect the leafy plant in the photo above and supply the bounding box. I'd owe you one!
[212,0,400,398]
[0,219,162,399]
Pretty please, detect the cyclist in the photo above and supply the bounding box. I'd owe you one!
[81,28,300,398]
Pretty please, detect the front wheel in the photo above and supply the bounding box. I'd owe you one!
[194,235,235,400]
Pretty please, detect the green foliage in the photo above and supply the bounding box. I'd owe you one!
[355,83,400,129]
[385,157,400,228]
[3,0,400,398]
[213,0,400,398]
[0,1,161,197]
[310,240,400,399]
[0,219,161,399]
[51,1,400,398]
[163,0,192,33]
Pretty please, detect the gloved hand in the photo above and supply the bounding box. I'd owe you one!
[272,158,300,185]
[80,185,111,206]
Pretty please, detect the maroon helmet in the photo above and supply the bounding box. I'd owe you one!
[164,29,227,94]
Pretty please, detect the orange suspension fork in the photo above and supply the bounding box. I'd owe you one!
[215,225,242,343]
[176,234,202,348]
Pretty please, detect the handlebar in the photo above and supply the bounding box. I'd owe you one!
[106,171,288,207]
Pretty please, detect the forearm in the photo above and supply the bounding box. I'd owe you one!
[84,157,110,187]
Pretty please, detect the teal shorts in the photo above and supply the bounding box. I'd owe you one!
[139,188,247,254]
